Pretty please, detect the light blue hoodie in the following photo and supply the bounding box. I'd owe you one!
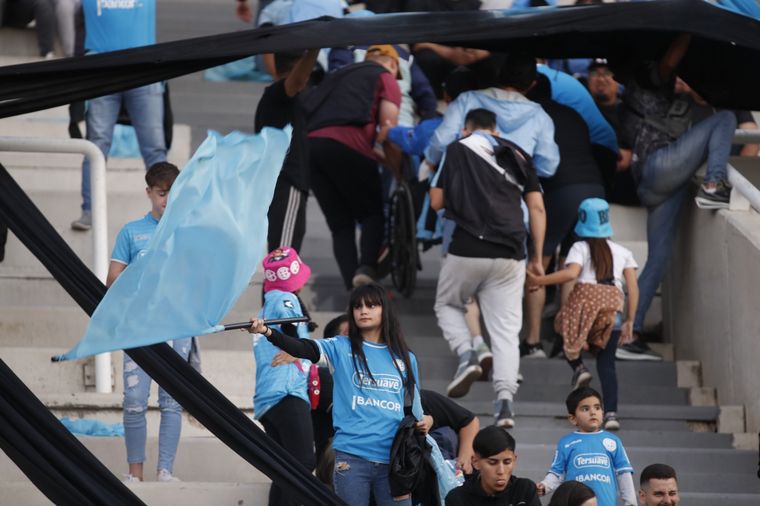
[424,88,560,177]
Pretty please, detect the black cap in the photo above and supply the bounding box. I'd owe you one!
[588,58,609,71]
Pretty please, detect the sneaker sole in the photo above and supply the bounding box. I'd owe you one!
[695,196,729,210]
[351,273,375,288]
[495,417,515,429]
[522,350,547,360]
[615,349,663,361]
[447,365,482,398]
[477,351,493,381]
[71,223,92,231]
[604,420,621,431]
[573,370,593,391]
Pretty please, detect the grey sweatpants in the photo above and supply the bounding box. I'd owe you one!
[434,254,524,401]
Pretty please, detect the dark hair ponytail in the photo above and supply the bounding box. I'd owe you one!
[585,238,613,283]
[347,283,417,402]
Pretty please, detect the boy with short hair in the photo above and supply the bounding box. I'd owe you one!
[431,107,545,429]
[537,387,636,506]
[445,426,540,506]
[108,161,192,483]
[638,463,680,506]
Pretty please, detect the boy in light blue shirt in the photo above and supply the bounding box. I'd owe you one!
[108,162,191,483]
[537,387,637,506]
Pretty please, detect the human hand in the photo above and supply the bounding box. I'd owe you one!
[236,0,253,23]
[271,351,297,367]
[415,415,434,435]
[619,321,634,345]
[527,258,545,278]
[247,318,269,335]
[456,450,474,475]
[536,482,546,497]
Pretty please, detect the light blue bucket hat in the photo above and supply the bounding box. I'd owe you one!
[574,198,613,238]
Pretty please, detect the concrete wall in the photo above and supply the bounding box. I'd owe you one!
[664,180,760,432]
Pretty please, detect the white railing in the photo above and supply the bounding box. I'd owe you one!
[729,129,760,213]
[0,137,112,393]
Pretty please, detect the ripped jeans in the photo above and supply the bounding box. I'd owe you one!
[123,338,191,472]
[334,450,412,506]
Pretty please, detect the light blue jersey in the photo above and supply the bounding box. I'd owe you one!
[83,0,155,53]
[111,212,158,265]
[318,336,422,464]
[253,290,311,419]
[424,88,559,177]
[549,431,633,506]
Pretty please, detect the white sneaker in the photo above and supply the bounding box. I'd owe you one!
[157,469,181,482]
[71,211,92,231]
[122,474,141,484]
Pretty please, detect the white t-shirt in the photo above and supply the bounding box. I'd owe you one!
[565,239,638,292]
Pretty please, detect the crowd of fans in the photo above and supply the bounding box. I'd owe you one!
[12,0,753,504]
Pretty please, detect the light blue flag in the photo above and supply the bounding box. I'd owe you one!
[57,128,291,360]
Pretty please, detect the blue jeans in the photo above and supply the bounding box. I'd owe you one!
[123,338,191,472]
[82,83,166,211]
[633,110,736,331]
[334,451,412,506]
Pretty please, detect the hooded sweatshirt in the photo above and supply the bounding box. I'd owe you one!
[445,474,541,506]
[424,88,559,177]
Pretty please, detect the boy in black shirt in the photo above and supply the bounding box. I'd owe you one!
[431,108,545,428]
[254,48,319,252]
[445,426,540,506]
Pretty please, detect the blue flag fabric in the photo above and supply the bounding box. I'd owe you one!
[57,128,291,361]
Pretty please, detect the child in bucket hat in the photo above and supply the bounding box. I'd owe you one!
[527,198,639,431]
[253,247,316,505]
[262,246,312,294]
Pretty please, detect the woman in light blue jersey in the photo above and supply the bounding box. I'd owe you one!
[249,283,425,506]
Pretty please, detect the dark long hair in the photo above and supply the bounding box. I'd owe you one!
[584,237,613,283]
[548,481,596,506]
[347,283,417,402]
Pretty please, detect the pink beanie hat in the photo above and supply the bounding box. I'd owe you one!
[262,247,311,293]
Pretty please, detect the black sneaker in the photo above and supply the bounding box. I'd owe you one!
[615,339,663,361]
[352,265,377,288]
[571,364,593,391]
[695,181,731,209]
[520,341,547,359]
[447,351,482,398]
[603,412,621,431]
[494,399,515,429]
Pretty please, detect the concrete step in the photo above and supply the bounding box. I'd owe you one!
[418,354,677,384]
[2,345,684,406]
[0,123,192,172]
[503,426,734,448]
[0,481,270,506]
[457,400,719,423]
[2,435,757,494]
[424,379,689,405]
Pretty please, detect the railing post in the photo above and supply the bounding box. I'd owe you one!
[0,137,112,393]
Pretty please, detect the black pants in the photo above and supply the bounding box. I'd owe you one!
[267,176,308,253]
[309,137,384,289]
[569,331,620,413]
[260,395,316,506]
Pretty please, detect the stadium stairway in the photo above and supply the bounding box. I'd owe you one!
[1,1,759,504]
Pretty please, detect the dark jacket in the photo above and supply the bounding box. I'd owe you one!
[302,61,388,132]
[438,133,538,250]
[445,475,541,506]
[389,415,439,505]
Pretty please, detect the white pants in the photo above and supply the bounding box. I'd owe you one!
[434,254,524,401]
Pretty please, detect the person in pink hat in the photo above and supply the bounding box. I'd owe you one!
[254,246,316,506]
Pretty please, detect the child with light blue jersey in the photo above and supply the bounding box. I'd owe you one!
[108,162,189,484]
[537,387,636,506]
[249,283,425,506]
[254,247,315,506]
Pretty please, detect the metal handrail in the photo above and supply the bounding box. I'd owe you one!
[0,137,112,393]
